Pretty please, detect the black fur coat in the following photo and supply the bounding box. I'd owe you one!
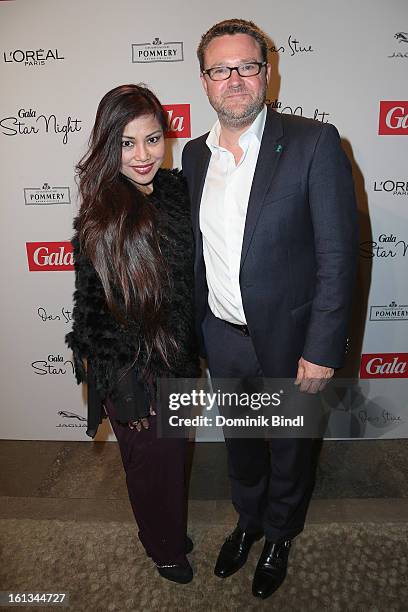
[66,169,199,434]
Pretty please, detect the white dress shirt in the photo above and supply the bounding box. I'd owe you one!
[200,105,267,325]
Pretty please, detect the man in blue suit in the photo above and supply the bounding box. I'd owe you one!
[182,18,358,599]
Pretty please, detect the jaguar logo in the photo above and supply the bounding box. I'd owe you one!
[58,410,87,422]
[395,32,408,43]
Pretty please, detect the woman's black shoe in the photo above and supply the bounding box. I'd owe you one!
[156,560,193,584]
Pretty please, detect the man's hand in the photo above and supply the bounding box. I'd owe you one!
[295,357,334,393]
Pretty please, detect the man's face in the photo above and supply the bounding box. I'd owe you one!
[200,33,270,129]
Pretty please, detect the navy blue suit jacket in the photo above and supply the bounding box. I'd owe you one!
[182,108,358,377]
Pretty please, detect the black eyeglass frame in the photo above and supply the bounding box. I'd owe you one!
[202,61,267,81]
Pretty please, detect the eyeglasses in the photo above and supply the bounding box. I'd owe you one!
[202,61,267,81]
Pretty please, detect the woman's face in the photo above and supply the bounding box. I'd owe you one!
[120,114,165,193]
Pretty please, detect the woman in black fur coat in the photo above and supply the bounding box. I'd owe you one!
[66,84,199,584]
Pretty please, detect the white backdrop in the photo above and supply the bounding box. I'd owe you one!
[0,0,407,440]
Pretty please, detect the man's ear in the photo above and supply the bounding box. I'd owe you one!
[265,63,271,87]
[200,73,209,96]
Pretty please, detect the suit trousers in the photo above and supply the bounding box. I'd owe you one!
[202,309,317,542]
[104,397,189,566]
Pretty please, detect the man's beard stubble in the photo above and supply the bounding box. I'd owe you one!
[208,81,267,129]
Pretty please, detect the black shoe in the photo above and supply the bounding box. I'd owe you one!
[252,539,291,599]
[156,560,193,584]
[185,535,194,554]
[214,525,263,578]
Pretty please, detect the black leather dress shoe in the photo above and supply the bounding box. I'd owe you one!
[214,525,263,578]
[252,539,291,599]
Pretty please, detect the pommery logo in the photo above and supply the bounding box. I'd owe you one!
[132,37,184,63]
[3,48,64,67]
[389,32,408,58]
[24,183,71,205]
[369,301,408,321]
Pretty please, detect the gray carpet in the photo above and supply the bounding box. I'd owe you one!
[0,519,407,611]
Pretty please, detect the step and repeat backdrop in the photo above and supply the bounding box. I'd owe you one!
[0,0,407,440]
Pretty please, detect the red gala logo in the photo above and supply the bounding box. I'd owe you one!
[26,241,74,271]
[378,101,408,135]
[163,104,191,138]
[360,353,408,378]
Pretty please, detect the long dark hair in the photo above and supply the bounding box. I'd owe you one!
[75,84,175,368]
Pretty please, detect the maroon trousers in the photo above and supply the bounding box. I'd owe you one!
[104,398,189,566]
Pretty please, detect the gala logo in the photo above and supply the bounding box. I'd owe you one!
[360,353,408,378]
[163,104,191,138]
[379,101,408,135]
[26,241,74,271]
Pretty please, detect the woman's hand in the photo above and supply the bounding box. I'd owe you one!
[128,417,150,432]
[128,405,156,431]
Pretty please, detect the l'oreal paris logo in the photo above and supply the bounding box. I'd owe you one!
[3,48,64,66]
[373,180,408,196]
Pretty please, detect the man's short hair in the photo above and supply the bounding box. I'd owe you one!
[197,18,269,71]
